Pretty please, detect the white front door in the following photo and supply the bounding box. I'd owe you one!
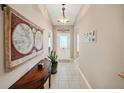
[57,31,70,60]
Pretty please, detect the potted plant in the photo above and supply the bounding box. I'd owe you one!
[47,50,58,74]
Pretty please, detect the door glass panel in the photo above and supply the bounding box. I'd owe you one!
[60,35,68,49]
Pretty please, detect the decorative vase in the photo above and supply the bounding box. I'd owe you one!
[51,62,58,74]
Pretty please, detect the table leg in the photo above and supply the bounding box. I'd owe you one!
[49,74,51,88]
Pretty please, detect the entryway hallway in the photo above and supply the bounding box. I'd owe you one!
[1,4,124,89]
[44,60,89,89]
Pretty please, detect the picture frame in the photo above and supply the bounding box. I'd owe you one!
[4,6,44,71]
[82,30,96,43]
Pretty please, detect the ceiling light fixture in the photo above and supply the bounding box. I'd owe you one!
[58,4,69,24]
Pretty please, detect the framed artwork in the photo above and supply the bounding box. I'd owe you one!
[82,30,96,43]
[4,6,44,71]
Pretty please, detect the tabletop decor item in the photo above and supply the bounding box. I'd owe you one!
[38,62,44,69]
[47,50,58,74]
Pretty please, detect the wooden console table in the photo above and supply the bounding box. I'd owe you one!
[9,59,51,89]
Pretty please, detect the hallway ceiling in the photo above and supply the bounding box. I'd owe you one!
[46,4,82,25]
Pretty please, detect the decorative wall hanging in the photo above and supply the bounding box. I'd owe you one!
[4,6,44,71]
[82,30,96,43]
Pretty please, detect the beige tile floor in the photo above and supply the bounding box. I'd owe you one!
[44,61,88,89]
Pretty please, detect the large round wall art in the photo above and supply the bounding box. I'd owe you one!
[35,31,43,50]
[12,23,34,54]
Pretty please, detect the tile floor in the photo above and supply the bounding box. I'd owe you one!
[44,61,88,89]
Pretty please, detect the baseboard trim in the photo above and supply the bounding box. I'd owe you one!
[78,67,92,89]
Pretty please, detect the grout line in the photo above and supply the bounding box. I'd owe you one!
[78,67,92,89]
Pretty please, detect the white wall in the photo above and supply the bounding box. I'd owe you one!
[0,4,52,88]
[53,25,74,59]
[74,5,124,88]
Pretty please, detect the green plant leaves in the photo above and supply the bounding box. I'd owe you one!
[47,50,58,63]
